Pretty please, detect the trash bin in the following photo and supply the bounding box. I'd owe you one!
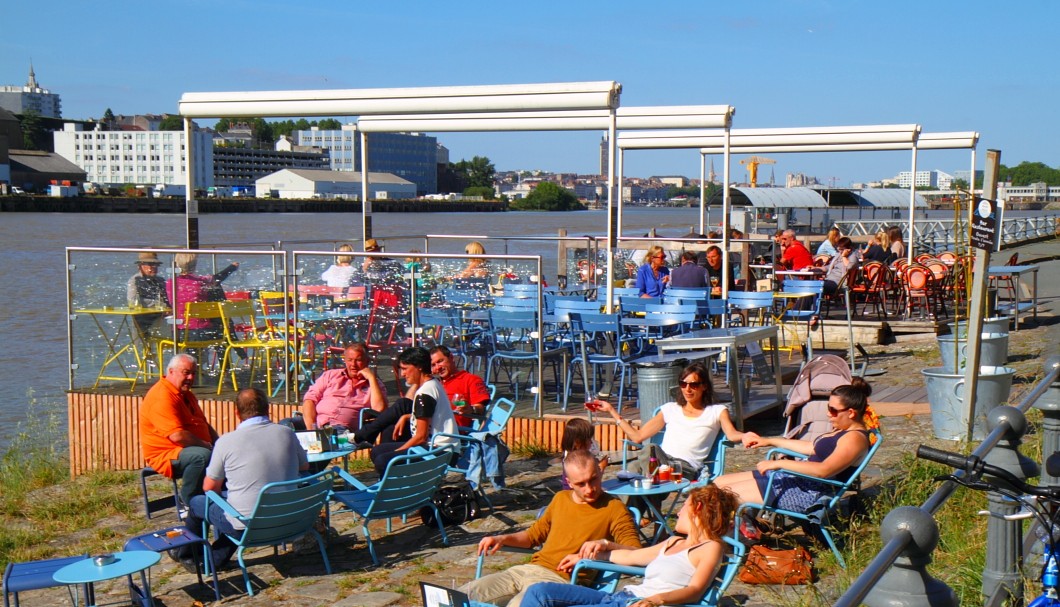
[631,356,687,471]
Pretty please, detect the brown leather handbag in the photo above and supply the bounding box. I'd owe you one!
[737,544,815,585]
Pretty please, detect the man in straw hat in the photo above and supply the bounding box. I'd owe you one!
[127,251,170,336]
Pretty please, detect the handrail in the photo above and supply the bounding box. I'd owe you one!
[835,355,1060,607]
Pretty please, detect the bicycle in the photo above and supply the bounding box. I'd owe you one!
[916,445,1060,607]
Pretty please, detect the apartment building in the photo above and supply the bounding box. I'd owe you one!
[294,124,438,195]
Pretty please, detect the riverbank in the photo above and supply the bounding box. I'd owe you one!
[0,196,508,213]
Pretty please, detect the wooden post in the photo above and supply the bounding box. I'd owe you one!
[962,149,1001,440]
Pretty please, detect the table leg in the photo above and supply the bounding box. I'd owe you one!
[1032,269,1038,322]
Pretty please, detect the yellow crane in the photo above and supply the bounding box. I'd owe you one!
[739,156,776,188]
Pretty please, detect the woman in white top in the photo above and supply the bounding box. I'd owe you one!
[521,484,740,607]
[321,244,356,288]
[591,362,745,481]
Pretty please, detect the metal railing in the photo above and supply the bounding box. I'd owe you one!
[836,355,1060,607]
[836,212,1059,253]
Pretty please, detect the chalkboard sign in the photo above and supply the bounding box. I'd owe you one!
[744,341,774,383]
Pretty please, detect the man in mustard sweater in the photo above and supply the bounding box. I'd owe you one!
[464,450,642,607]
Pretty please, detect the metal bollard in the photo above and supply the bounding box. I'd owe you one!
[981,406,1040,603]
[864,506,957,607]
[1033,356,1060,488]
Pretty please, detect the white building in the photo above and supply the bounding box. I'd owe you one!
[999,181,1060,203]
[896,169,956,189]
[53,123,213,188]
[255,169,416,200]
[0,64,61,118]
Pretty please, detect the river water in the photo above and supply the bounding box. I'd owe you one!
[0,207,713,451]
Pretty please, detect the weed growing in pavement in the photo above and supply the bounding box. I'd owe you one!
[511,440,551,458]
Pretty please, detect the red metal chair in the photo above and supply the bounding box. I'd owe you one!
[849,261,889,320]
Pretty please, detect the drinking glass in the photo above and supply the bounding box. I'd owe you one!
[671,461,683,482]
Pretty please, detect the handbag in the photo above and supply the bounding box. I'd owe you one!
[737,544,814,585]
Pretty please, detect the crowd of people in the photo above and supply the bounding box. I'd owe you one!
[139,338,879,605]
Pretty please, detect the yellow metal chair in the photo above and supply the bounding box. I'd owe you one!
[156,302,226,375]
[217,300,287,394]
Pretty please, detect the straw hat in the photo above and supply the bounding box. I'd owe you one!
[137,252,161,265]
[364,238,381,251]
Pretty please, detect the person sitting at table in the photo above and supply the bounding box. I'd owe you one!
[127,251,170,336]
[519,484,740,607]
[321,244,356,288]
[703,245,738,297]
[139,353,218,512]
[636,246,670,298]
[816,227,841,258]
[462,450,642,607]
[887,225,906,264]
[456,240,490,279]
[179,387,307,573]
[862,230,891,264]
[166,253,240,341]
[817,236,860,296]
[713,382,872,514]
[779,229,814,272]
[669,251,709,289]
[283,342,387,433]
[362,346,460,474]
[590,362,746,526]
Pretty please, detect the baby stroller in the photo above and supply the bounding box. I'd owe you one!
[782,354,852,441]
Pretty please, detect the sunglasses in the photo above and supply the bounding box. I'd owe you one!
[827,405,850,416]
[679,381,705,389]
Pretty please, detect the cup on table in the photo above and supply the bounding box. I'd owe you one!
[657,464,672,483]
[336,432,350,447]
[671,462,683,482]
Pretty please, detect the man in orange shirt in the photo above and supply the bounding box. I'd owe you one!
[139,353,218,509]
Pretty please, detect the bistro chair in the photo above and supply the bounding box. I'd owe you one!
[156,301,226,375]
[217,300,288,394]
[563,312,638,413]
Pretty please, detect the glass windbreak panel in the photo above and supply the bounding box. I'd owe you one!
[68,249,286,398]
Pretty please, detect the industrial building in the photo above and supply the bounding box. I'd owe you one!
[294,125,437,195]
[255,168,416,200]
[212,146,329,188]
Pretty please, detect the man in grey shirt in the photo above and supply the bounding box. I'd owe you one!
[182,387,308,571]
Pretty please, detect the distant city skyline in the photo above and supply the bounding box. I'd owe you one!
[2,0,1055,186]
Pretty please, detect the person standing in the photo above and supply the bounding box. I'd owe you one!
[139,353,218,509]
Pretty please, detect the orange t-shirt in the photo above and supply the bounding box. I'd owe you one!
[139,379,213,477]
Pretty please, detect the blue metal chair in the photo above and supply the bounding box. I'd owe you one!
[200,469,336,596]
[778,280,826,354]
[738,428,883,568]
[485,309,565,409]
[3,555,89,607]
[432,397,517,499]
[569,535,748,607]
[563,312,639,412]
[329,447,454,565]
[726,291,774,327]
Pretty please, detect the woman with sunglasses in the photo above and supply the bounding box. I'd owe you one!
[713,381,872,512]
[590,362,745,483]
[635,245,670,298]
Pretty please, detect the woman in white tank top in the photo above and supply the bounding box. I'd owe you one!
[520,485,740,607]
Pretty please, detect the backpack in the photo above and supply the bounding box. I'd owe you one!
[419,481,481,527]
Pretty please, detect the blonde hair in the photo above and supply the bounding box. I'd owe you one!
[827,227,841,247]
[465,241,485,255]
[336,243,354,265]
[643,245,665,264]
[875,229,890,249]
[173,253,198,274]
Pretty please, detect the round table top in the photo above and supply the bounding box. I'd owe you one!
[53,551,161,585]
[602,477,690,496]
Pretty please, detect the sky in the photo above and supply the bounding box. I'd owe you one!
[3,0,1056,186]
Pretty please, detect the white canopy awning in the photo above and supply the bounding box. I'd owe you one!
[855,189,928,209]
[716,187,829,208]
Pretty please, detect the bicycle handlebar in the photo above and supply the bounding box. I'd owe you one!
[916,445,1060,500]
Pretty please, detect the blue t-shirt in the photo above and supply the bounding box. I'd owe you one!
[636,263,669,297]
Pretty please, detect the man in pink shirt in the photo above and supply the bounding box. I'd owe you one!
[288,343,387,432]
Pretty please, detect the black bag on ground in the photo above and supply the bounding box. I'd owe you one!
[420,482,480,527]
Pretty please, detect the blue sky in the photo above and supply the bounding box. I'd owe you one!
[4,0,1056,185]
